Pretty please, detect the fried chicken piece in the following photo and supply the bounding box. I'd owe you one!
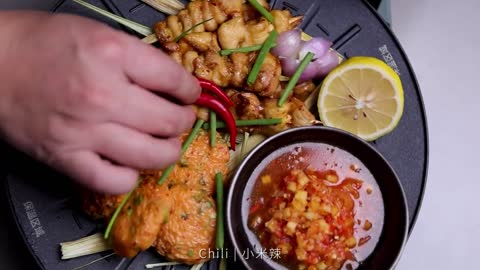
[80,190,123,220]
[272,10,302,33]
[154,0,300,97]
[110,180,172,258]
[81,132,230,261]
[227,89,263,120]
[154,186,217,264]
[194,50,233,87]
[230,52,252,87]
[293,80,317,101]
[245,52,282,97]
[155,0,241,46]
[226,88,315,135]
[218,16,274,48]
[260,97,316,135]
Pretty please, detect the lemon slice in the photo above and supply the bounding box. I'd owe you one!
[318,57,404,141]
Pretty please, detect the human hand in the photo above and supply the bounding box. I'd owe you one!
[0,11,201,194]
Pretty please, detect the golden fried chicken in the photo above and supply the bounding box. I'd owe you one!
[81,131,229,263]
[154,0,301,97]
[226,88,316,135]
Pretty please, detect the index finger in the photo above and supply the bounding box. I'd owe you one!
[121,35,201,104]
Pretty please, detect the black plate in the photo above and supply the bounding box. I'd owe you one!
[3,0,428,269]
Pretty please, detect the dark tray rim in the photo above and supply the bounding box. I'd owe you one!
[361,0,429,231]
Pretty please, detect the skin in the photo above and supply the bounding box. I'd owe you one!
[0,11,201,194]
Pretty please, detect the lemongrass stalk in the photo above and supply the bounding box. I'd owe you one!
[142,33,159,44]
[227,134,265,172]
[142,0,185,15]
[241,132,250,158]
[73,0,152,36]
[60,233,111,259]
[304,84,321,110]
[145,262,182,269]
[71,253,116,270]
[191,262,205,270]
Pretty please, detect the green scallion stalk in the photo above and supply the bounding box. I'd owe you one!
[215,173,224,250]
[73,0,152,36]
[247,30,278,86]
[219,258,227,270]
[174,18,213,42]
[104,179,142,239]
[203,118,282,129]
[247,0,274,23]
[219,43,276,56]
[210,110,217,147]
[157,119,205,184]
[278,52,315,107]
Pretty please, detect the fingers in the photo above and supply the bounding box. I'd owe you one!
[109,84,196,137]
[91,123,182,170]
[58,150,139,194]
[121,36,201,104]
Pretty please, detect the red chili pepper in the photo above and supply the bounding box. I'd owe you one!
[195,92,237,150]
[197,78,234,107]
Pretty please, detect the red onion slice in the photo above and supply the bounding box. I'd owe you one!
[298,37,332,60]
[280,57,300,77]
[271,29,302,58]
[313,49,340,76]
[281,57,319,82]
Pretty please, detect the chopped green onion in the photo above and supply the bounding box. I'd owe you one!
[247,0,274,23]
[215,173,224,249]
[247,30,278,86]
[219,258,227,270]
[105,179,142,239]
[157,119,205,184]
[73,0,152,36]
[278,52,315,107]
[210,110,217,147]
[181,119,205,153]
[219,43,277,56]
[203,118,282,129]
[174,18,213,42]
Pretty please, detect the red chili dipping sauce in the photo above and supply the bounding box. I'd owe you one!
[247,143,384,270]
